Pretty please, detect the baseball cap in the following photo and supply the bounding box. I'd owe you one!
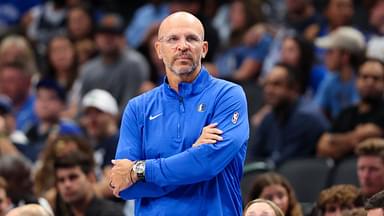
[366,37,384,63]
[96,14,125,34]
[82,89,118,116]
[315,27,365,54]
[36,79,67,102]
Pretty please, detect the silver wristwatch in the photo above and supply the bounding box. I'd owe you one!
[133,160,146,181]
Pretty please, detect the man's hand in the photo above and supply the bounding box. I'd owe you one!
[354,123,383,142]
[109,159,135,197]
[192,123,223,147]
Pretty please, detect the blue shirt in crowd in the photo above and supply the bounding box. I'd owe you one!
[115,68,249,216]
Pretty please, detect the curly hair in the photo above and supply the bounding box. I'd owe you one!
[318,184,362,210]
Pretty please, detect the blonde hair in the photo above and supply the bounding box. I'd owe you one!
[244,198,285,216]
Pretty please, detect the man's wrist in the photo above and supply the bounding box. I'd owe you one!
[132,160,146,182]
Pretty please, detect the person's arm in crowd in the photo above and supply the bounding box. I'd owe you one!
[113,85,249,199]
[317,123,383,159]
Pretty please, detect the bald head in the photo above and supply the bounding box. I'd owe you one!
[158,12,205,40]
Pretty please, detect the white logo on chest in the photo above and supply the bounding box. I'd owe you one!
[149,113,162,120]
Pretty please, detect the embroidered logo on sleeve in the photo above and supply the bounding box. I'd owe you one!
[232,112,239,124]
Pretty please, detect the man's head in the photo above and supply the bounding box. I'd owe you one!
[81,89,118,139]
[263,63,300,108]
[5,204,52,216]
[356,59,384,104]
[95,14,125,58]
[316,27,365,71]
[155,12,208,79]
[0,61,32,106]
[325,0,354,28]
[365,190,384,216]
[356,138,384,198]
[34,79,66,122]
[317,184,362,216]
[54,151,95,205]
[0,177,12,216]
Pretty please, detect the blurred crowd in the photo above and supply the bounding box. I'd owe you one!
[0,0,384,215]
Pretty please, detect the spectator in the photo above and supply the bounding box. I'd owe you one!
[243,198,285,216]
[314,26,365,120]
[341,208,367,216]
[365,190,384,216]
[6,204,52,216]
[247,172,303,216]
[317,59,384,160]
[365,0,384,38]
[319,0,354,36]
[78,13,149,111]
[67,5,94,42]
[314,184,363,216]
[249,63,328,165]
[54,151,124,216]
[355,138,384,199]
[80,89,119,198]
[23,79,81,162]
[0,61,37,132]
[0,177,13,216]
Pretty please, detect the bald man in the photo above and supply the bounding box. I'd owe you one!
[110,12,249,215]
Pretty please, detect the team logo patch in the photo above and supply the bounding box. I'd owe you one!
[232,112,239,124]
[197,103,206,112]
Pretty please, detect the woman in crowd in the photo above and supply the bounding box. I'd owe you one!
[243,198,285,216]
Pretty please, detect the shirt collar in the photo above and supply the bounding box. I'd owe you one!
[163,67,211,98]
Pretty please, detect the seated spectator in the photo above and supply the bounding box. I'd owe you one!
[247,172,302,216]
[365,190,384,216]
[80,89,119,198]
[0,61,37,132]
[355,138,384,200]
[341,208,367,216]
[6,204,52,216]
[53,151,124,216]
[78,13,149,111]
[314,184,364,216]
[317,58,384,160]
[243,198,284,216]
[0,177,13,216]
[314,27,365,120]
[22,79,81,162]
[67,5,94,42]
[248,63,328,165]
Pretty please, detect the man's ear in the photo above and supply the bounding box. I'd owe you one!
[202,41,208,59]
[154,41,163,60]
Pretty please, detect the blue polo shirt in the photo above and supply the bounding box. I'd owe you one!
[115,67,249,216]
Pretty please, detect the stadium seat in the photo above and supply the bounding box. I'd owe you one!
[241,161,272,203]
[277,158,334,203]
[330,157,359,186]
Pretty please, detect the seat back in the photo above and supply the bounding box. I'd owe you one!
[331,157,359,186]
[241,161,271,203]
[277,158,334,203]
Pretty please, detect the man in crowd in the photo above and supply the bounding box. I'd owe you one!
[365,190,384,216]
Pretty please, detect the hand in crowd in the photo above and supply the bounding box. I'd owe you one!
[192,123,223,147]
[109,159,136,197]
[354,123,383,144]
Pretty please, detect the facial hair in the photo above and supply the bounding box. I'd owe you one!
[166,52,198,76]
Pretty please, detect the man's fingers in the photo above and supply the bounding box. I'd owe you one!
[205,128,223,135]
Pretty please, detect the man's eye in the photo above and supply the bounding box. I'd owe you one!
[167,37,178,43]
[186,36,199,42]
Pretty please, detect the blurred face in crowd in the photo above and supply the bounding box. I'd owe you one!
[68,8,92,40]
[325,48,343,71]
[369,1,384,31]
[357,155,384,198]
[323,202,355,216]
[0,66,30,104]
[35,88,64,122]
[49,36,76,72]
[356,61,384,102]
[263,66,295,108]
[281,38,300,67]
[367,208,384,216]
[285,0,307,14]
[155,12,208,77]
[0,187,11,216]
[82,107,115,139]
[244,202,277,216]
[229,1,246,31]
[326,0,354,28]
[259,184,289,214]
[95,33,123,57]
[56,166,92,205]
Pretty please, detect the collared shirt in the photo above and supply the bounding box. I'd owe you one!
[115,67,249,216]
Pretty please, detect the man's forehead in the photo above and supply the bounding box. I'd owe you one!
[158,12,204,38]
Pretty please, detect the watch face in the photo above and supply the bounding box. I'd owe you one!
[134,162,145,173]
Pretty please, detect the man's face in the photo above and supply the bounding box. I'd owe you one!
[367,208,384,216]
[323,202,354,216]
[155,15,208,77]
[35,88,64,121]
[0,67,30,103]
[95,33,122,56]
[326,0,354,27]
[82,107,113,139]
[0,188,11,216]
[357,156,384,198]
[263,66,293,107]
[325,48,343,71]
[356,61,384,101]
[56,166,91,204]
